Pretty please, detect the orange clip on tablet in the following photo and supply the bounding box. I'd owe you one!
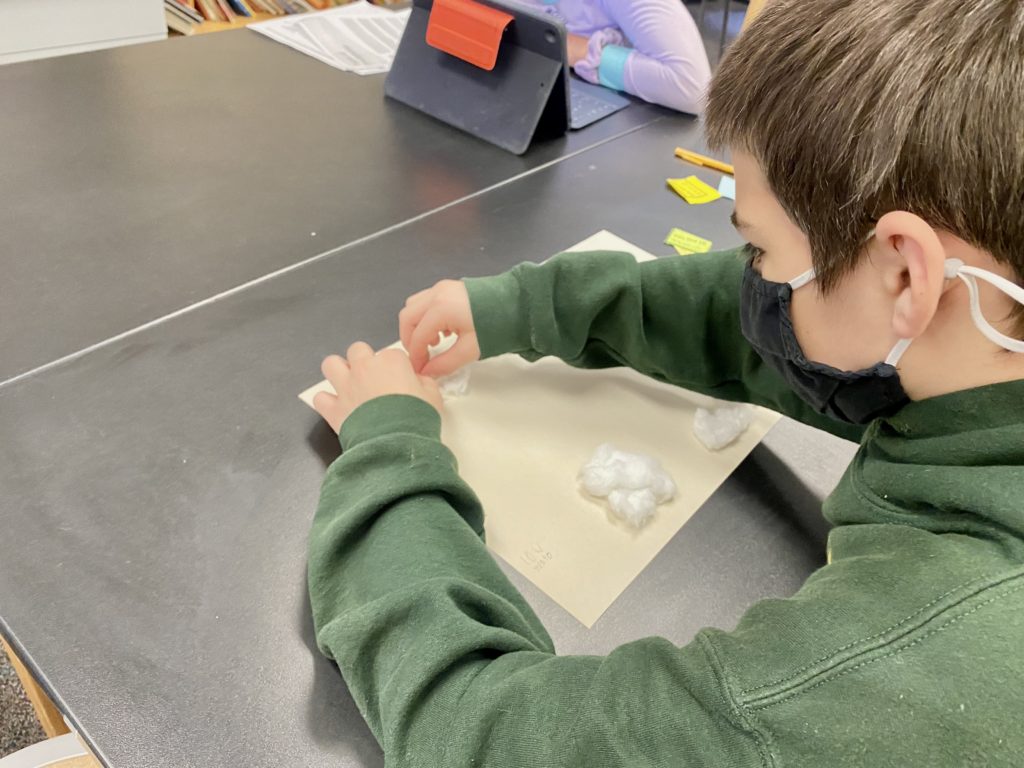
[426,0,514,71]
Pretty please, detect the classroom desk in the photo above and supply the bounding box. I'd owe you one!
[0,108,858,767]
[0,28,667,385]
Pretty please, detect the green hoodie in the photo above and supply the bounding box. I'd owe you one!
[308,248,1024,767]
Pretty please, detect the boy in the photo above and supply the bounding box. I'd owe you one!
[307,1,1024,764]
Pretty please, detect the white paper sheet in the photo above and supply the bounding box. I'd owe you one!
[251,1,410,75]
[300,231,781,626]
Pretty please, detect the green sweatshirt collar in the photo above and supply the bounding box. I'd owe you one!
[882,378,1024,440]
[829,377,1024,553]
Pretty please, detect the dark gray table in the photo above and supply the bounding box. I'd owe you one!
[0,28,668,385]
[0,99,857,768]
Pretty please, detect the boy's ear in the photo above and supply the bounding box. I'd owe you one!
[873,212,947,340]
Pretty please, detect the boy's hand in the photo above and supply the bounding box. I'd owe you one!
[399,280,481,378]
[313,343,443,434]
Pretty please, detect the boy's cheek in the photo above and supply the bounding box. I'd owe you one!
[791,288,888,371]
[759,252,810,284]
[789,295,835,364]
[754,233,815,283]
[758,256,789,284]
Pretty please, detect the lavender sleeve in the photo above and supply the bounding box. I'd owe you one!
[578,0,711,115]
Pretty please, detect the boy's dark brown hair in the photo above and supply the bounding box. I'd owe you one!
[706,0,1024,329]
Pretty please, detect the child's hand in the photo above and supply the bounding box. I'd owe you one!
[566,33,589,67]
[399,280,481,377]
[313,343,443,434]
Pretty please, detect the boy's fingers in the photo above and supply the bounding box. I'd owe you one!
[377,347,411,369]
[404,287,432,308]
[321,354,349,384]
[408,309,445,372]
[346,341,374,364]
[398,310,417,354]
[398,296,433,352]
[312,390,337,415]
[312,391,341,431]
[420,336,477,378]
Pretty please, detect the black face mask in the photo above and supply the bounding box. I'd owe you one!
[739,238,1024,424]
[739,259,910,424]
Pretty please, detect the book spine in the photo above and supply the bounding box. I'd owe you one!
[164,7,197,33]
[166,0,204,23]
[215,0,238,20]
[195,0,222,20]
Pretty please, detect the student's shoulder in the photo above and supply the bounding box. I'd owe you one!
[698,546,1024,765]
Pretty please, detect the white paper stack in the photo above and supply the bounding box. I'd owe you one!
[251,1,411,75]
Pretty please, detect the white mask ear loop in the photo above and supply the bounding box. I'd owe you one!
[884,338,913,366]
[886,258,1024,366]
[789,230,875,291]
[788,269,816,290]
[948,258,1024,353]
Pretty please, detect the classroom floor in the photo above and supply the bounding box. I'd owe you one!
[0,649,46,758]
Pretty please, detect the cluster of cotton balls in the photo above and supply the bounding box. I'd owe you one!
[578,444,677,528]
[578,403,756,528]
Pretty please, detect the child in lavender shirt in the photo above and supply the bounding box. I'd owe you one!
[517,0,711,114]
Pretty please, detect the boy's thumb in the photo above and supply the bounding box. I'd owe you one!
[422,338,475,379]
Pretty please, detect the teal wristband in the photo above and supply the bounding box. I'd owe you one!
[598,44,630,92]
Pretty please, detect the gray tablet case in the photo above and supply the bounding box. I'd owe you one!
[384,0,570,155]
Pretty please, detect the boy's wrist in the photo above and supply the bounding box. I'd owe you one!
[463,273,532,359]
[339,394,441,451]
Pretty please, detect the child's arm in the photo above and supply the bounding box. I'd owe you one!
[573,0,711,114]
[452,248,864,442]
[309,393,765,767]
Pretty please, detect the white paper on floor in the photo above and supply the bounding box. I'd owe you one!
[298,231,780,627]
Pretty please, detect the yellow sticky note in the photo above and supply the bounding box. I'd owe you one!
[667,176,721,205]
[665,228,712,254]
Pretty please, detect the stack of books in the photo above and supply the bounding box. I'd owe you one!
[165,0,351,35]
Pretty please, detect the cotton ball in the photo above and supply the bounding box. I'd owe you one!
[424,333,471,399]
[579,444,618,494]
[693,403,755,451]
[581,464,619,497]
[620,457,653,490]
[437,366,470,399]
[649,471,677,502]
[608,488,658,527]
[578,444,676,528]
